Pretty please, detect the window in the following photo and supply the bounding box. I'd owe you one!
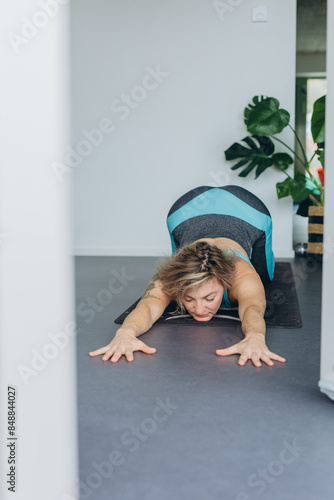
[295,77,326,179]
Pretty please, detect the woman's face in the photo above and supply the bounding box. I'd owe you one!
[181,277,224,321]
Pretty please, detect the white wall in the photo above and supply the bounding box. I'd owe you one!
[69,0,296,257]
[0,1,78,498]
[319,0,334,401]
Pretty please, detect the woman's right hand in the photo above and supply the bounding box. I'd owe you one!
[88,330,156,363]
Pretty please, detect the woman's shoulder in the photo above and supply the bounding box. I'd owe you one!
[228,261,263,301]
[231,257,256,278]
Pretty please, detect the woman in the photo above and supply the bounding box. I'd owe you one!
[89,185,286,367]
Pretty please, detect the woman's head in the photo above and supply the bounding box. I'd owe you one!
[156,241,237,320]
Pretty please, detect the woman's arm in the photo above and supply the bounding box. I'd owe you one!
[120,273,171,336]
[89,273,171,362]
[216,273,286,367]
[237,273,267,339]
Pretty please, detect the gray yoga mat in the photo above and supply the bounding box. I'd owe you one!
[114,262,302,328]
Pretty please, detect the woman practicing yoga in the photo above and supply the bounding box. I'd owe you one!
[89,185,286,367]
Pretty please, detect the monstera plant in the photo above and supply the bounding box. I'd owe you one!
[224,95,325,216]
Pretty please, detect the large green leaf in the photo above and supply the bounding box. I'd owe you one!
[224,135,274,178]
[244,96,290,136]
[272,152,293,171]
[303,173,321,196]
[276,174,313,203]
[311,95,326,144]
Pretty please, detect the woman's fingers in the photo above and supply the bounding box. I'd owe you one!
[216,344,239,356]
[139,343,157,354]
[110,349,124,363]
[250,353,262,367]
[237,354,247,366]
[125,351,134,362]
[216,339,286,367]
[89,346,109,357]
[110,343,130,362]
[236,350,262,367]
[110,342,156,362]
[242,350,280,367]
[267,351,286,363]
[260,353,274,366]
[90,339,157,363]
[103,348,118,361]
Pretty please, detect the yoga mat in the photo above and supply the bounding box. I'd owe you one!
[114,262,302,328]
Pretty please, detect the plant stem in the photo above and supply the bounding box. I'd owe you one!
[273,128,324,203]
[271,136,306,168]
[288,124,309,165]
[308,151,317,164]
[304,166,324,192]
[309,193,322,206]
[288,126,324,194]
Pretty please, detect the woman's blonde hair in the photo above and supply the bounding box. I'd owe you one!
[156,241,237,314]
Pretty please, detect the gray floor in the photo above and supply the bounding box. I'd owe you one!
[75,256,334,500]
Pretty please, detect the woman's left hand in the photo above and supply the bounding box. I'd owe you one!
[216,333,286,367]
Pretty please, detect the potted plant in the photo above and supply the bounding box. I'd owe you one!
[224,95,325,256]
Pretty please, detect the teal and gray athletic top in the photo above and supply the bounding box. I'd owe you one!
[166,185,275,308]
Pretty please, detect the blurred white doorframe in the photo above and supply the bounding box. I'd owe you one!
[0,1,78,498]
[319,0,334,401]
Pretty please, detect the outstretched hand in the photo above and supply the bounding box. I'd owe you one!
[216,334,286,367]
[89,331,156,363]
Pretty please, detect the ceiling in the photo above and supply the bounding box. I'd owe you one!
[297,0,327,53]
